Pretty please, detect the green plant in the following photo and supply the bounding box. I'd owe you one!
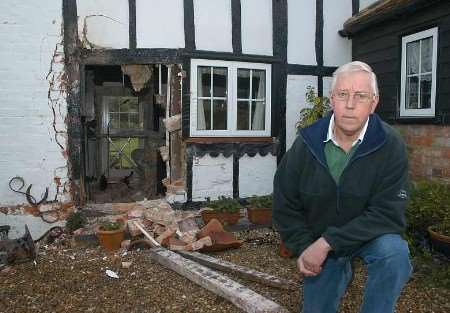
[296,86,331,129]
[65,211,87,234]
[206,196,242,213]
[429,216,450,237]
[98,220,123,231]
[247,195,272,208]
[406,180,450,233]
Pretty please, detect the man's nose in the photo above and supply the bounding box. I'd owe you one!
[345,95,356,109]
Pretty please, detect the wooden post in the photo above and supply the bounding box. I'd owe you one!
[178,251,297,290]
[148,247,289,313]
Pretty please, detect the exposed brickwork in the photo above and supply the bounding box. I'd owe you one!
[395,125,450,183]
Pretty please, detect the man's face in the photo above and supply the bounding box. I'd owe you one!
[331,71,379,139]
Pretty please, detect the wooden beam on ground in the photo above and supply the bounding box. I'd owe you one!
[148,247,289,313]
[178,251,297,291]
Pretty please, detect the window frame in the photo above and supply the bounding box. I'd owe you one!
[400,27,438,118]
[190,59,271,137]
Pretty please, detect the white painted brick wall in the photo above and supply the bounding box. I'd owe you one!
[0,0,69,206]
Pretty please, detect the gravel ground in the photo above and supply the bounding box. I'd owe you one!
[1,229,449,313]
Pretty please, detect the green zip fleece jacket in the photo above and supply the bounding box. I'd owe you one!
[273,113,409,257]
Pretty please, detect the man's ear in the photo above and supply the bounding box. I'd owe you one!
[370,95,379,113]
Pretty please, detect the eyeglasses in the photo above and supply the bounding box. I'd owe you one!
[333,90,374,104]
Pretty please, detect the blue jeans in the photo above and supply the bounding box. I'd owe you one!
[302,234,412,313]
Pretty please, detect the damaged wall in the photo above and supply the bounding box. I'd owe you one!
[239,154,276,198]
[77,0,129,49]
[0,0,70,206]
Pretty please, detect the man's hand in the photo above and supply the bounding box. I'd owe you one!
[297,237,332,276]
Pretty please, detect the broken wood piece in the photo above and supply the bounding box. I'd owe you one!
[177,251,298,291]
[132,221,160,247]
[188,236,212,251]
[148,247,289,313]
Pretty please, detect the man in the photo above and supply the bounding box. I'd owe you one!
[273,61,412,313]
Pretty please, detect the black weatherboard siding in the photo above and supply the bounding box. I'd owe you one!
[231,0,242,54]
[129,0,136,49]
[351,1,450,124]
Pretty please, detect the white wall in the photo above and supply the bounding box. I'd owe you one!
[359,0,379,11]
[323,76,333,99]
[287,0,316,65]
[239,154,276,198]
[136,0,185,48]
[194,0,233,52]
[1,212,65,240]
[286,75,318,150]
[77,0,129,49]
[0,0,69,206]
[241,0,273,55]
[323,0,352,67]
[192,155,233,201]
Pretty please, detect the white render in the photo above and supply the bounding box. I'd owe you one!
[192,155,233,201]
[286,75,318,150]
[77,0,129,49]
[239,154,276,198]
[287,0,316,65]
[241,0,273,56]
[194,0,233,52]
[1,213,65,240]
[323,0,352,67]
[136,0,185,48]
[359,0,378,11]
[0,0,68,205]
[323,76,334,98]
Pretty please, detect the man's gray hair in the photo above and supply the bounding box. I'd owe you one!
[331,61,379,96]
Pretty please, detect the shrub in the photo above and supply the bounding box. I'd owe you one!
[296,86,331,129]
[206,196,242,213]
[247,195,272,209]
[65,211,87,234]
[98,220,123,231]
[406,180,450,233]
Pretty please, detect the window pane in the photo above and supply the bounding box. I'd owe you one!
[420,74,432,109]
[406,41,419,75]
[109,113,120,129]
[197,99,211,130]
[237,69,250,99]
[421,37,433,73]
[237,100,250,130]
[212,100,227,130]
[406,76,419,109]
[252,70,266,100]
[109,138,139,169]
[129,113,140,129]
[213,67,227,98]
[251,101,265,130]
[109,97,120,112]
[120,113,129,128]
[198,66,211,97]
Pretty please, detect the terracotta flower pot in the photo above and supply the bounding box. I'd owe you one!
[201,210,240,225]
[428,226,450,256]
[247,207,272,225]
[96,225,125,252]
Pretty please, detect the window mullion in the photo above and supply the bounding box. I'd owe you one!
[418,40,422,109]
[249,69,253,130]
[210,67,213,130]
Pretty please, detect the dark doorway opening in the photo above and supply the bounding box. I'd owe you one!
[82,65,168,203]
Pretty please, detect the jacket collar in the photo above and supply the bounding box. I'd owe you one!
[299,112,387,166]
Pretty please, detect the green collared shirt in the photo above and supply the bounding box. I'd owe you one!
[324,141,360,183]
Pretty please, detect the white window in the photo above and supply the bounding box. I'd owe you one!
[400,27,438,117]
[190,59,271,136]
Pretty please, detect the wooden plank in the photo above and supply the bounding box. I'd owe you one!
[177,251,297,291]
[148,247,289,313]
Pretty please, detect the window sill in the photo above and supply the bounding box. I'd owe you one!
[185,137,275,144]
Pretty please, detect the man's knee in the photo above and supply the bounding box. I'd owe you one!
[363,234,412,280]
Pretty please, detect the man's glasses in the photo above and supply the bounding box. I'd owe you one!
[333,90,374,104]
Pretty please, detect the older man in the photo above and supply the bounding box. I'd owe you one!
[273,61,412,313]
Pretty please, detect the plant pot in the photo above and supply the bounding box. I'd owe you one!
[96,225,125,252]
[247,207,272,225]
[428,226,450,257]
[201,210,240,225]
